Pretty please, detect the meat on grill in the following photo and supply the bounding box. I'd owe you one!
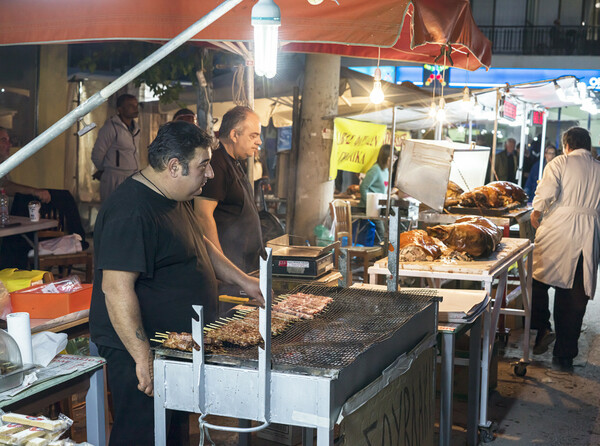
[398,229,447,262]
[426,216,503,258]
[162,332,199,352]
[444,181,464,207]
[159,293,334,351]
[458,181,527,208]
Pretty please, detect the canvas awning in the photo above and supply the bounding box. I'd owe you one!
[0,0,491,71]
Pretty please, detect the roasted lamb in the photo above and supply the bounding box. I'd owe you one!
[398,229,446,262]
[458,181,527,208]
[444,181,464,207]
[426,216,503,258]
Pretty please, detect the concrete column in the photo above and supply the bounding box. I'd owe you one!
[35,45,69,189]
[292,54,340,241]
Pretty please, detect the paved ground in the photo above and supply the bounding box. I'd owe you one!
[449,286,600,446]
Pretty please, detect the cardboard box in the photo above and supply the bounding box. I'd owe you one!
[11,284,93,318]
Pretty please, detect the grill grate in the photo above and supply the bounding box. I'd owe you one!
[210,284,438,371]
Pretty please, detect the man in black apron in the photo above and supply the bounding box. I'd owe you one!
[196,106,264,303]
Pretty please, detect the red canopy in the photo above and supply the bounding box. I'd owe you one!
[0,0,490,70]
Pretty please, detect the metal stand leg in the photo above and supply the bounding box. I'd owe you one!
[33,232,39,269]
[238,419,250,446]
[302,427,314,446]
[154,360,167,446]
[467,316,482,446]
[86,342,106,446]
[517,256,532,363]
[316,427,333,446]
[479,282,492,429]
[439,332,455,446]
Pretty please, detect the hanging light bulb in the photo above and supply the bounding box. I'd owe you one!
[461,86,473,111]
[473,96,483,114]
[428,101,437,118]
[436,97,446,122]
[555,80,568,102]
[252,0,281,79]
[370,68,385,104]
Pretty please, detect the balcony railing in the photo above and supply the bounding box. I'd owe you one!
[479,25,600,55]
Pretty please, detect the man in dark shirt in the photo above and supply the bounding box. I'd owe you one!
[494,137,518,182]
[90,121,264,445]
[196,106,264,278]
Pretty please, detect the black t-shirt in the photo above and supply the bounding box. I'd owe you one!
[90,177,218,350]
[199,145,246,217]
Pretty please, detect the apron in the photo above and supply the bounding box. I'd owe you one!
[216,155,264,307]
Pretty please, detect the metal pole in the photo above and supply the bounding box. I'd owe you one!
[246,49,256,193]
[468,117,473,144]
[489,89,500,183]
[538,109,548,180]
[384,106,397,254]
[555,107,562,149]
[517,103,528,187]
[0,0,244,179]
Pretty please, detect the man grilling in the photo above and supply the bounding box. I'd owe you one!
[90,120,264,445]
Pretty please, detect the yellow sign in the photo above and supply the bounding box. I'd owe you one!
[330,118,387,180]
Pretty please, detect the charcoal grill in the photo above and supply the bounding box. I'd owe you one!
[154,249,439,445]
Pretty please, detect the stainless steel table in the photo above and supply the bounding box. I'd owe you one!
[0,216,57,269]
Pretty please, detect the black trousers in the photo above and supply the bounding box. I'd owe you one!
[531,255,589,360]
[98,345,189,446]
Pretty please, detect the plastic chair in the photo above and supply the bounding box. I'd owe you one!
[329,199,383,283]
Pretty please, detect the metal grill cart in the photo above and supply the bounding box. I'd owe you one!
[369,209,533,442]
[154,249,439,445]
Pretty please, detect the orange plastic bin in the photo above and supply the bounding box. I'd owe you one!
[11,284,93,319]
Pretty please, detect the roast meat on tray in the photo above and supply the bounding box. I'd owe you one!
[427,216,503,258]
[444,181,464,207]
[458,181,527,208]
[398,216,503,261]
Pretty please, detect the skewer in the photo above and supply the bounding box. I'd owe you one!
[155,333,169,338]
[150,338,165,343]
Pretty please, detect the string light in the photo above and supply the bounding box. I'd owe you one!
[370,48,385,105]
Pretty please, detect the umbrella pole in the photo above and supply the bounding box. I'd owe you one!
[246,49,255,193]
[0,0,244,179]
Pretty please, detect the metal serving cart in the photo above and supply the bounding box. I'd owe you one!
[153,249,439,445]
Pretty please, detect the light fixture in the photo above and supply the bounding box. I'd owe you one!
[473,96,483,114]
[436,97,446,122]
[307,0,324,4]
[461,86,473,111]
[370,68,385,105]
[428,101,437,118]
[251,0,281,79]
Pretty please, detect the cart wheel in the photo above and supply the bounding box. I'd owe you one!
[480,425,495,443]
[514,362,527,377]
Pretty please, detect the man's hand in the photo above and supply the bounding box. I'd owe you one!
[34,189,51,204]
[531,210,541,229]
[241,275,266,308]
[135,350,154,397]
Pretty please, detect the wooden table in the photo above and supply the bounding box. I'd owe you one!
[368,237,533,440]
[0,216,57,269]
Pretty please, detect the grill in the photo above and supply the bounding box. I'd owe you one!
[206,284,438,372]
[154,250,439,445]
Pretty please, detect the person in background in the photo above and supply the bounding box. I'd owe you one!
[359,144,392,242]
[0,127,88,269]
[172,108,197,125]
[0,127,50,203]
[494,137,518,182]
[91,94,141,201]
[525,144,557,199]
[196,105,264,283]
[530,127,600,371]
[90,121,264,445]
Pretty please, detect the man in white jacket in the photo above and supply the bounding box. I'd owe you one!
[530,127,600,370]
[91,94,140,201]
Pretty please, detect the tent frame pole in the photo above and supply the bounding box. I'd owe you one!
[384,106,397,253]
[0,0,244,179]
[517,103,529,187]
[490,89,500,183]
[538,109,548,180]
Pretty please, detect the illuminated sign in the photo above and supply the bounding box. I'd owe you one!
[531,110,544,126]
[501,99,517,120]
